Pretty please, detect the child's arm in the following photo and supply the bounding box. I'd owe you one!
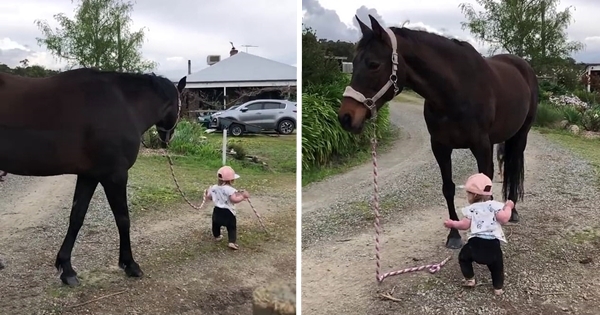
[495,200,514,224]
[229,190,250,204]
[444,218,471,230]
[204,189,212,201]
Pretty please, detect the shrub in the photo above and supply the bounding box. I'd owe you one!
[560,106,583,125]
[581,107,600,132]
[302,75,391,169]
[227,142,248,160]
[539,80,568,98]
[549,94,589,110]
[302,26,340,88]
[572,89,600,106]
[141,120,219,158]
[534,101,563,128]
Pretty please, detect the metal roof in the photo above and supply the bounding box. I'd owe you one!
[185,52,296,87]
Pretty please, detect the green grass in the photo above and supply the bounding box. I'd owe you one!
[129,133,296,213]
[537,127,600,182]
[302,127,400,186]
[156,208,296,264]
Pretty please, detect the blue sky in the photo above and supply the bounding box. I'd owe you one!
[303,0,600,63]
[0,0,297,80]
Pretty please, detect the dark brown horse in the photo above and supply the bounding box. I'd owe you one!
[338,15,538,249]
[0,68,186,285]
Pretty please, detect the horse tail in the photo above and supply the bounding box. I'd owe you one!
[502,70,538,203]
[501,135,525,202]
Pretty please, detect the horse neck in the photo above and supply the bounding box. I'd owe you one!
[397,35,484,109]
[129,92,168,135]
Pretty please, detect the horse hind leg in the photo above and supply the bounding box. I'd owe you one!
[431,139,463,249]
[502,119,533,223]
[56,175,99,286]
[101,171,143,278]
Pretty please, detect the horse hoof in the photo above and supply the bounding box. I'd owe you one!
[445,237,463,249]
[61,275,80,287]
[509,209,520,223]
[122,262,144,278]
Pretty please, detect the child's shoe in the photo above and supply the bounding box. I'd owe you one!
[228,243,239,250]
[462,278,476,287]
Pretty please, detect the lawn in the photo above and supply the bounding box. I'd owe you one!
[537,128,600,181]
[128,132,297,213]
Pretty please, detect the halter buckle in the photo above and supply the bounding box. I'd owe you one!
[391,53,399,65]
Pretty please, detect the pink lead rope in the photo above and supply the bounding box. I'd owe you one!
[370,126,451,283]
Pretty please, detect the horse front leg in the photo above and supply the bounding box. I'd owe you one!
[431,139,463,249]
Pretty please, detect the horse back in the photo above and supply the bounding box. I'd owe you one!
[0,70,140,176]
[0,70,130,129]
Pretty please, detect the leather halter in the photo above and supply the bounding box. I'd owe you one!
[342,28,400,119]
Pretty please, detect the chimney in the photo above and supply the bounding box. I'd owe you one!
[187,60,191,75]
[230,47,238,56]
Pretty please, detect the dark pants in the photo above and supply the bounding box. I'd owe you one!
[212,207,237,243]
[458,237,504,289]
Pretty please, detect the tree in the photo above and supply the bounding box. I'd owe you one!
[318,39,355,61]
[459,0,584,74]
[0,63,59,77]
[35,0,156,72]
[302,26,341,89]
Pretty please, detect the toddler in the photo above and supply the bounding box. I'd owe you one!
[444,173,514,295]
[204,165,250,250]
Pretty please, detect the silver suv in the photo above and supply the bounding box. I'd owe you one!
[211,99,297,135]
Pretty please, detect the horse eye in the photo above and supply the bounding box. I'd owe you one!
[367,61,380,70]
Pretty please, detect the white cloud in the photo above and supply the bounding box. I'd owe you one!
[0,38,30,51]
[0,0,297,78]
[303,0,599,62]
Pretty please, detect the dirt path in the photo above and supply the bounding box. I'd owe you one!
[0,170,295,314]
[302,100,600,315]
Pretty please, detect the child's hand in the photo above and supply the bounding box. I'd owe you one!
[443,219,455,229]
[203,189,208,198]
[240,190,250,199]
[505,200,515,209]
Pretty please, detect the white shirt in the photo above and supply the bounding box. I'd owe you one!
[208,184,238,215]
[461,200,507,243]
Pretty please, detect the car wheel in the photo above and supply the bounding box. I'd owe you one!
[277,119,295,135]
[229,124,244,136]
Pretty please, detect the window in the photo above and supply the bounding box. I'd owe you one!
[263,102,284,110]
[245,103,263,110]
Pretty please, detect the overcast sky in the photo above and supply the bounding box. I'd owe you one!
[0,0,297,80]
[302,0,600,63]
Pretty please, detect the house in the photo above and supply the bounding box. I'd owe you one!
[583,63,600,92]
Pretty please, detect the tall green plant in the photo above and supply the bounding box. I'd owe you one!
[302,79,390,170]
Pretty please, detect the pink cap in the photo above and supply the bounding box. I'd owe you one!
[465,173,493,196]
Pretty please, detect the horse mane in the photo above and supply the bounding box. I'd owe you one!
[391,27,482,57]
[356,26,481,58]
[78,68,178,103]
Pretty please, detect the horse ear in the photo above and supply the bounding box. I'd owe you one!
[177,76,187,93]
[355,15,371,36]
[368,14,384,39]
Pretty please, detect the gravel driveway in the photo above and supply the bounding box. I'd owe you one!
[0,168,296,314]
[302,100,600,315]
